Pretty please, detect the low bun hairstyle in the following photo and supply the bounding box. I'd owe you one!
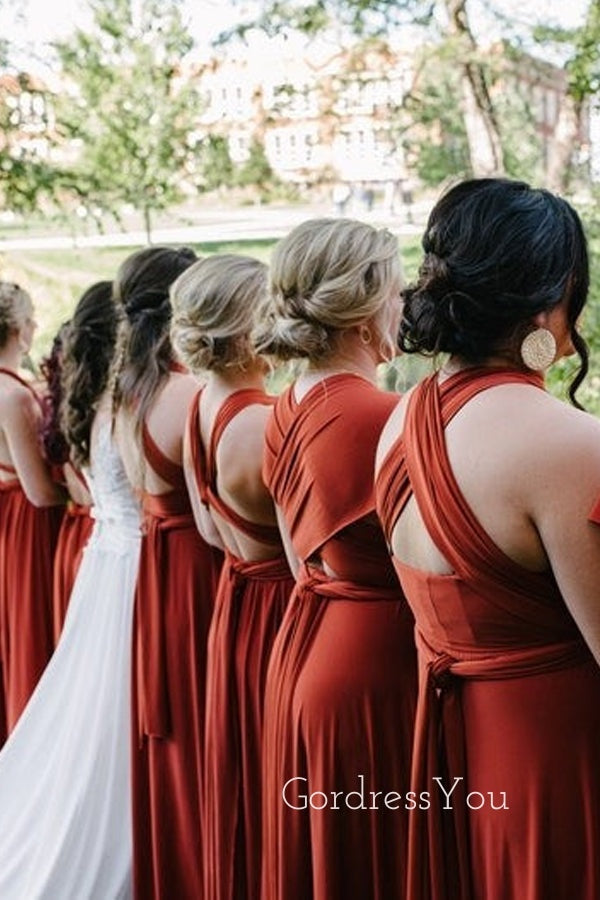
[170,254,268,373]
[400,177,589,405]
[255,217,402,361]
[110,245,197,429]
[60,281,118,468]
[0,282,32,348]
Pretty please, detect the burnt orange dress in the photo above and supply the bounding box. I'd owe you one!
[0,368,63,741]
[188,388,294,900]
[261,374,417,900]
[376,367,600,900]
[131,420,223,900]
[52,468,93,644]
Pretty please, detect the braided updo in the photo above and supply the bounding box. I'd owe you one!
[255,217,402,361]
[110,245,197,429]
[171,254,268,373]
[399,178,589,404]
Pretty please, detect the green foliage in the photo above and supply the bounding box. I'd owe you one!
[235,138,285,201]
[402,47,470,185]
[216,0,435,43]
[52,0,202,240]
[198,135,235,191]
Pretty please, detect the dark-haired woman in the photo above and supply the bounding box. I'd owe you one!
[375,177,600,900]
[170,254,294,900]
[41,283,117,642]
[112,246,223,900]
[0,275,142,896]
[257,219,417,900]
[0,282,64,741]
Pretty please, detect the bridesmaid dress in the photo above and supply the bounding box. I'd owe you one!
[52,467,94,644]
[375,367,600,900]
[188,388,294,900]
[131,417,223,900]
[261,373,418,900]
[0,367,63,738]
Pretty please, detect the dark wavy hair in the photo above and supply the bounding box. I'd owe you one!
[39,322,71,466]
[60,281,118,468]
[110,245,197,432]
[399,177,590,406]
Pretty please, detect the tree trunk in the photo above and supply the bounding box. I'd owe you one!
[546,95,582,193]
[143,205,152,244]
[444,0,505,176]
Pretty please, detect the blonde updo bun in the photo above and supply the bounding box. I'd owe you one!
[170,254,269,373]
[0,282,32,347]
[255,217,402,361]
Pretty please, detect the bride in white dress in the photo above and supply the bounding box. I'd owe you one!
[0,284,140,898]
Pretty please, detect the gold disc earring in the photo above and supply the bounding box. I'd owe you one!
[520,327,557,371]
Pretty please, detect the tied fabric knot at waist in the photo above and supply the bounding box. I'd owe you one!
[224,550,292,590]
[409,630,594,900]
[137,492,196,742]
[298,562,403,604]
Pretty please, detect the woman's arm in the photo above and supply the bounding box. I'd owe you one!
[3,387,65,507]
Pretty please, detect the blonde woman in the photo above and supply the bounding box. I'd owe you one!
[256,219,417,900]
[0,282,64,740]
[171,254,294,900]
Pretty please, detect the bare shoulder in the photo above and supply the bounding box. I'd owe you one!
[375,386,415,475]
[0,379,38,421]
[160,371,203,406]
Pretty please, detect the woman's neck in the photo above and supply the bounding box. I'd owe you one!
[307,344,379,384]
[210,360,267,392]
[0,342,23,373]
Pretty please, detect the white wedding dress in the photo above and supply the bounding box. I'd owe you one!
[0,413,141,899]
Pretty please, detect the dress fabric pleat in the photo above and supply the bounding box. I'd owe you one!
[189,389,294,900]
[261,374,417,900]
[131,418,223,900]
[375,367,600,900]
[52,501,94,644]
[0,368,64,739]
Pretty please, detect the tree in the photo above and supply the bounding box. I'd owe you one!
[53,0,202,242]
[533,0,600,192]
[219,0,506,177]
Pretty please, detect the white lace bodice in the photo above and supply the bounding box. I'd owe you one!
[84,416,141,538]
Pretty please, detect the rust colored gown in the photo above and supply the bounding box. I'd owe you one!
[188,388,294,900]
[0,367,63,740]
[261,373,418,900]
[131,419,223,900]
[52,468,93,644]
[375,367,600,900]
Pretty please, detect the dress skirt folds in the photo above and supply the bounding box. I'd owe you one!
[0,479,63,738]
[0,416,141,899]
[52,501,94,644]
[261,375,417,900]
[188,388,294,900]
[131,421,223,900]
[375,368,600,900]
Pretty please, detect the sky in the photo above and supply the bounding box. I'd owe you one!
[1,0,591,75]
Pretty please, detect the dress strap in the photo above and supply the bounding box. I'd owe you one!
[141,420,186,489]
[200,388,280,544]
[403,368,549,596]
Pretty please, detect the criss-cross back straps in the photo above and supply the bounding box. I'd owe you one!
[192,388,280,544]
